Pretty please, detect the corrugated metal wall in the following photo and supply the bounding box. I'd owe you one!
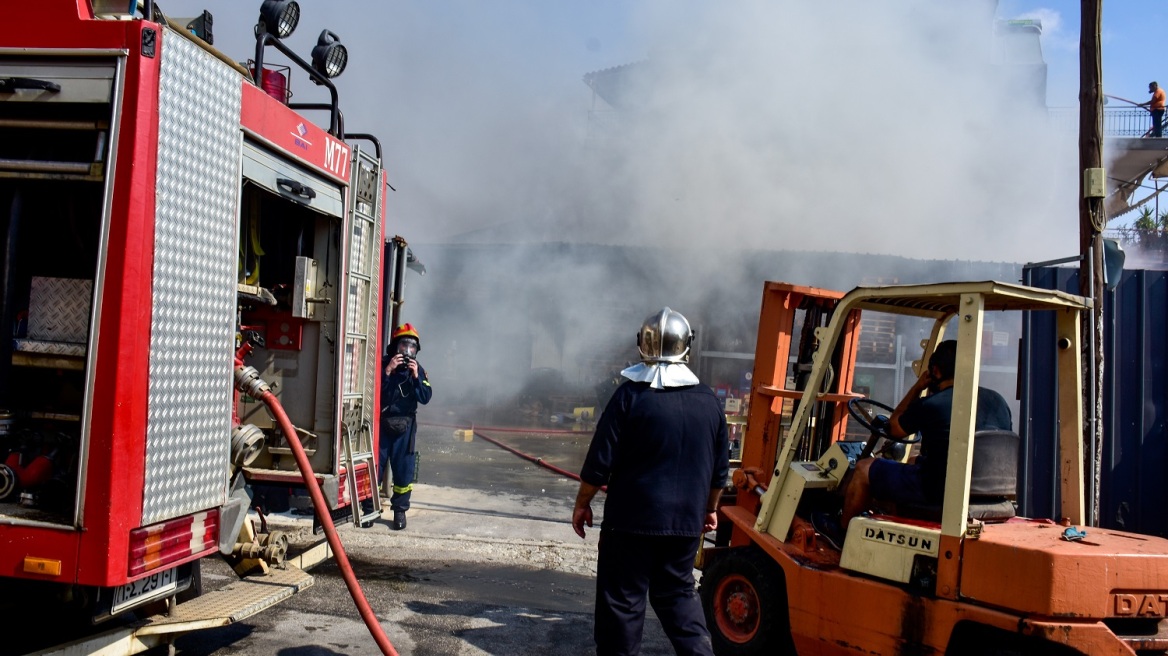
[1022,266,1168,537]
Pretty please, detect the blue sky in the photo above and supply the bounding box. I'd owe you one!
[1002,0,1168,108]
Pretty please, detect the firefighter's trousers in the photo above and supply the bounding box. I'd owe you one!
[379,416,416,512]
[594,530,714,656]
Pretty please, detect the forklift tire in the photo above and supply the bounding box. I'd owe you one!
[700,547,795,656]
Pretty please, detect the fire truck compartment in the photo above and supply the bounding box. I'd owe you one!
[235,151,345,478]
[0,56,118,526]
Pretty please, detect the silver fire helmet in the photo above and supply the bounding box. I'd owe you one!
[637,307,694,363]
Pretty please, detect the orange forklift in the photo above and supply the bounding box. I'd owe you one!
[699,280,1168,655]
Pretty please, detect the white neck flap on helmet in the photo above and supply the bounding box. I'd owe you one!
[620,361,699,389]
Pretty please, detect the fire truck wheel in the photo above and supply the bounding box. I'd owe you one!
[699,548,795,656]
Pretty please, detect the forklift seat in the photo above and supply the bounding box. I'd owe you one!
[897,429,1020,523]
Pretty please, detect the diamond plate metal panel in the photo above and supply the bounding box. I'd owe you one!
[12,339,87,357]
[26,277,93,343]
[143,30,242,525]
[142,563,313,627]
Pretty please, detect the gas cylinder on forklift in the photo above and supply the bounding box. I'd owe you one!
[698,280,1168,656]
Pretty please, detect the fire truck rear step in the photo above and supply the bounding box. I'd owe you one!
[137,564,313,633]
[27,564,314,656]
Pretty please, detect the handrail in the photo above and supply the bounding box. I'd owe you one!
[1048,105,1163,138]
[344,133,383,162]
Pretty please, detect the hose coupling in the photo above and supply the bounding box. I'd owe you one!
[232,424,267,467]
[234,365,271,398]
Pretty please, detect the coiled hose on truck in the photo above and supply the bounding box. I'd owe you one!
[236,362,399,656]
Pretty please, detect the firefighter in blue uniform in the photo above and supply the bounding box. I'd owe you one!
[572,307,729,656]
[380,323,432,530]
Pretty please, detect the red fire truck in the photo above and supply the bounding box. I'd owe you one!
[0,1,404,651]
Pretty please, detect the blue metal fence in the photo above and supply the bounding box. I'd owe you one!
[1047,107,1162,137]
[1022,266,1168,536]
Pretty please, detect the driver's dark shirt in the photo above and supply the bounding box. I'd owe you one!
[898,386,1012,495]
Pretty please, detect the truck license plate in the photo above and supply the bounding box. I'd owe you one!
[111,567,177,614]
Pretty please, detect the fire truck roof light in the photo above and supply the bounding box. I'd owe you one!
[258,0,300,39]
[311,30,348,79]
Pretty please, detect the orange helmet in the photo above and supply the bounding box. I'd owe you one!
[391,323,420,350]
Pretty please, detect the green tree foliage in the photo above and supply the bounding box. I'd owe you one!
[1135,206,1156,231]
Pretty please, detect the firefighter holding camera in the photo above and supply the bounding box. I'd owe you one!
[380,323,432,530]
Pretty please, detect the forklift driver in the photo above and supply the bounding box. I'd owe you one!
[825,340,1012,549]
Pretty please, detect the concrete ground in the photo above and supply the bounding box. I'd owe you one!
[166,421,685,655]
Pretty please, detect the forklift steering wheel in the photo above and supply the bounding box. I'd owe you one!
[846,397,921,444]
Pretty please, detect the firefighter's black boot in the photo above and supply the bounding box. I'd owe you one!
[392,510,407,531]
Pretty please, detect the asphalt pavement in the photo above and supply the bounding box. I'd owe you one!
[166,421,681,655]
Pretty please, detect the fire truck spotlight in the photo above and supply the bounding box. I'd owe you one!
[311,30,348,79]
[258,0,300,39]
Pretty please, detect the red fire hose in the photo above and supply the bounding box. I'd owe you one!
[472,429,587,484]
[419,422,604,491]
[422,420,581,436]
[239,362,398,656]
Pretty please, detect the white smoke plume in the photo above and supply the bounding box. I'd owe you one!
[160,0,1076,261]
[157,1,1077,408]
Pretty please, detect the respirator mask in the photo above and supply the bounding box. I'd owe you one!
[395,338,419,371]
